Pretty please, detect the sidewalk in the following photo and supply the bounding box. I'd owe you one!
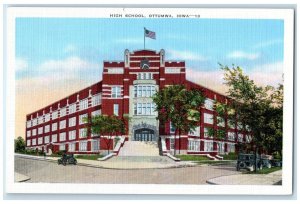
[15,172,30,182]
[15,153,196,169]
[206,170,282,185]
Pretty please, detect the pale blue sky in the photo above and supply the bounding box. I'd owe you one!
[16,18,284,84]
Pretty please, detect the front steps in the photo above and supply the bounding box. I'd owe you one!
[118,141,159,156]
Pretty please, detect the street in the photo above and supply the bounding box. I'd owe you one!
[15,156,239,184]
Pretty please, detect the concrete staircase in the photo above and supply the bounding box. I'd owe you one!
[118,141,159,156]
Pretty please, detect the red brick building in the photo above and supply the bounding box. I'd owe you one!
[25,49,251,156]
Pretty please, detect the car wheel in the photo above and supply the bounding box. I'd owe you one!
[74,160,77,165]
[239,162,246,169]
[248,165,254,172]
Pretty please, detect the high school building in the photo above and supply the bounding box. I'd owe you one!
[25,49,251,156]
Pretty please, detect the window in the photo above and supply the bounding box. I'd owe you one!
[245,135,252,143]
[204,113,214,124]
[111,86,121,98]
[134,103,156,115]
[32,129,37,136]
[113,104,119,116]
[204,98,214,110]
[170,138,175,150]
[44,135,50,144]
[79,128,87,138]
[79,114,88,125]
[32,118,37,126]
[52,134,57,142]
[217,142,225,153]
[52,111,58,120]
[217,116,225,127]
[204,127,212,138]
[27,140,31,146]
[60,107,67,117]
[91,140,100,151]
[228,132,236,141]
[45,125,50,133]
[26,121,31,128]
[137,72,153,80]
[69,103,77,114]
[92,94,101,106]
[38,137,43,145]
[204,141,214,152]
[189,126,200,137]
[27,130,31,137]
[134,85,156,97]
[38,127,43,135]
[52,123,57,131]
[69,117,76,127]
[59,132,66,141]
[91,110,101,117]
[69,130,76,140]
[60,120,66,129]
[79,141,88,151]
[38,116,44,124]
[59,144,65,151]
[238,134,244,142]
[170,122,176,134]
[68,143,76,152]
[227,119,235,129]
[188,140,200,151]
[32,138,36,145]
[45,114,50,122]
[79,99,89,110]
[228,143,235,152]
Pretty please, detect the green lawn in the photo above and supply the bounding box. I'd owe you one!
[195,160,235,165]
[75,154,104,160]
[176,155,210,161]
[245,167,282,174]
[220,153,238,160]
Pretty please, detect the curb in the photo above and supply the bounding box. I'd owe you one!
[15,154,197,170]
[15,172,31,182]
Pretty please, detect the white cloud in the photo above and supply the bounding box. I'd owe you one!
[253,39,282,49]
[40,56,98,71]
[227,51,260,60]
[186,68,228,95]
[185,61,283,97]
[247,61,283,87]
[168,49,208,61]
[18,56,101,90]
[15,58,28,72]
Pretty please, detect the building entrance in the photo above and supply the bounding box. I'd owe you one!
[134,128,155,141]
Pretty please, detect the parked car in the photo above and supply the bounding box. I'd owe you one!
[236,153,257,172]
[58,153,77,166]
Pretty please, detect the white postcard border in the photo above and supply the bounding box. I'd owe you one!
[5,7,294,195]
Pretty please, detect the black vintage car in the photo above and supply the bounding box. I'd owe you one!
[58,153,77,166]
[236,153,257,171]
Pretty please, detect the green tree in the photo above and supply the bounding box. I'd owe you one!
[86,115,126,154]
[14,136,25,152]
[152,84,205,155]
[220,64,283,155]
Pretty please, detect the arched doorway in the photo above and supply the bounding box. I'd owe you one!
[134,128,155,141]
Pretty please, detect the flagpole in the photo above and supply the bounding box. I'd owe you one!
[144,27,146,50]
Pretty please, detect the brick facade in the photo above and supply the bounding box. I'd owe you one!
[25,49,251,155]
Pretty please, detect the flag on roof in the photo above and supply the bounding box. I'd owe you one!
[144,28,156,39]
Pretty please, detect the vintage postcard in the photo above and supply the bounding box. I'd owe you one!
[4,6,294,195]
